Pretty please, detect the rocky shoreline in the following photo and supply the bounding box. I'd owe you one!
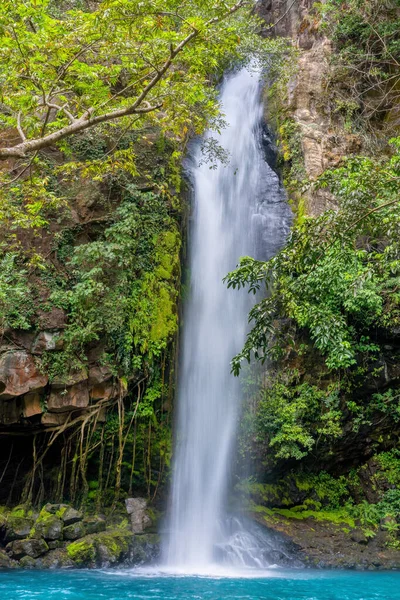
[0,500,159,570]
[252,511,400,571]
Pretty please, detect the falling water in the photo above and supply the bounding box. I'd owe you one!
[164,67,291,572]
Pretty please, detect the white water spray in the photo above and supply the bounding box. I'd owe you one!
[163,68,291,572]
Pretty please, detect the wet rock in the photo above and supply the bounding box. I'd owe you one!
[37,548,74,569]
[66,530,133,567]
[63,521,86,540]
[66,537,96,565]
[0,351,48,399]
[48,382,89,412]
[47,540,62,550]
[61,507,83,526]
[0,549,13,568]
[6,538,49,559]
[126,534,160,566]
[84,516,106,535]
[125,497,152,533]
[19,555,37,569]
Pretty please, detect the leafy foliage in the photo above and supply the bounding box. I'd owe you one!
[254,373,341,460]
[226,137,400,374]
[317,0,400,128]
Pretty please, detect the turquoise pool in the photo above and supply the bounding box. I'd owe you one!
[1,569,400,599]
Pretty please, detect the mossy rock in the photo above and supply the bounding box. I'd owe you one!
[31,508,63,541]
[66,529,133,567]
[0,549,13,569]
[37,548,74,569]
[66,539,96,565]
[19,555,37,569]
[63,521,86,540]
[61,507,83,525]
[6,538,49,559]
[9,505,35,519]
[84,516,106,535]
[5,516,35,542]
[127,534,160,565]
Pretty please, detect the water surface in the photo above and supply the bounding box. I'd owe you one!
[1,570,400,600]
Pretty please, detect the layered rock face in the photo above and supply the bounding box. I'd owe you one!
[259,0,362,215]
[0,338,114,429]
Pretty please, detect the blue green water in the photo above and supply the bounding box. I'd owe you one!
[1,569,400,600]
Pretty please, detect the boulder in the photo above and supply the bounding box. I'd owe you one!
[19,556,37,569]
[127,534,160,566]
[37,307,65,330]
[43,503,66,514]
[350,530,368,545]
[32,512,63,541]
[37,548,74,569]
[125,497,152,534]
[61,507,83,526]
[0,549,13,568]
[63,521,86,540]
[4,512,35,542]
[48,382,89,413]
[0,351,48,399]
[84,516,106,535]
[6,538,48,559]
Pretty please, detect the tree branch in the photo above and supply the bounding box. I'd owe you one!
[0,0,246,161]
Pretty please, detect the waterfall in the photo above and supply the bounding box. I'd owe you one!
[163,67,291,572]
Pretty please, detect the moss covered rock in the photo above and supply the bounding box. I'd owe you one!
[6,538,48,559]
[66,529,133,567]
[37,548,74,569]
[127,534,160,565]
[66,538,96,565]
[63,521,86,540]
[61,507,83,526]
[0,549,13,569]
[31,507,63,541]
[4,507,35,542]
[84,516,106,535]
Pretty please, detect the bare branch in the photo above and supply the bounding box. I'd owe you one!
[16,112,27,142]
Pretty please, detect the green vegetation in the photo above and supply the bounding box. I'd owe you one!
[229,0,400,541]
[0,0,293,510]
[226,136,400,373]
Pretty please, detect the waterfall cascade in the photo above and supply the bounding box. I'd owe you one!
[163,67,292,572]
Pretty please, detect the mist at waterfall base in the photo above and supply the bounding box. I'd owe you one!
[163,66,292,574]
